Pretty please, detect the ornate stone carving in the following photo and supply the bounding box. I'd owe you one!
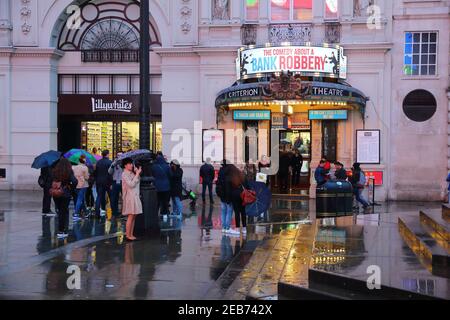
[354,0,375,17]
[269,24,312,44]
[262,71,311,100]
[180,6,192,18]
[212,0,229,20]
[20,0,32,35]
[181,21,191,34]
[241,24,257,46]
[179,0,193,34]
[324,23,341,43]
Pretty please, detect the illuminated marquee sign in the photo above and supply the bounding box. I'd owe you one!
[238,45,347,80]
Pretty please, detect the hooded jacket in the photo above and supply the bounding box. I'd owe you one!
[152,156,171,192]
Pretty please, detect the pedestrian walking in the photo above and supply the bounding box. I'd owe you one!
[228,166,248,236]
[334,161,348,180]
[314,160,327,186]
[121,158,142,241]
[40,165,55,215]
[152,154,172,219]
[85,163,96,213]
[291,149,303,186]
[94,150,113,218]
[72,155,89,220]
[170,159,183,217]
[216,160,233,233]
[50,158,78,238]
[350,162,370,210]
[278,150,291,192]
[200,157,215,204]
[109,152,123,218]
[244,159,257,182]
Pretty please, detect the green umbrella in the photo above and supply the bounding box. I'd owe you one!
[64,149,97,166]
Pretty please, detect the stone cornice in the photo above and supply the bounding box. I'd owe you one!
[393,13,449,20]
[341,42,393,53]
[0,47,65,59]
[154,46,239,57]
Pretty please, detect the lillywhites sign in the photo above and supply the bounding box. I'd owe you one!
[239,45,347,79]
[91,98,133,113]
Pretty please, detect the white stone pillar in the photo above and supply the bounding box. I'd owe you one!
[0,0,12,47]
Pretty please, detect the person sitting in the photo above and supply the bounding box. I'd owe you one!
[314,160,327,187]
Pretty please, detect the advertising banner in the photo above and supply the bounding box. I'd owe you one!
[239,45,347,79]
[308,110,348,120]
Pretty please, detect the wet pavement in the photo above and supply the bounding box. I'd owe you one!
[0,190,448,299]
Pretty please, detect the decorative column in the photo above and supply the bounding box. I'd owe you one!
[309,120,322,198]
[0,0,12,47]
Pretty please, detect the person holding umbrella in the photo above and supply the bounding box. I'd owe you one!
[109,152,123,218]
[94,150,113,218]
[121,158,142,241]
[72,155,90,220]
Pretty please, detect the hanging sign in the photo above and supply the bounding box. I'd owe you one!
[356,130,381,164]
[233,110,271,120]
[308,110,348,120]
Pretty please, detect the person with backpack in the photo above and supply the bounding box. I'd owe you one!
[94,150,113,218]
[216,160,233,233]
[72,155,90,220]
[200,157,215,204]
[152,154,172,219]
[350,162,370,209]
[169,159,183,217]
[50,158,78,238]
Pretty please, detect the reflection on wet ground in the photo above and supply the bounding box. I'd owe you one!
[0,191,448,299]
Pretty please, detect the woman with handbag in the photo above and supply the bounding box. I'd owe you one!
[50,158,78,238]
[228,166,249,236]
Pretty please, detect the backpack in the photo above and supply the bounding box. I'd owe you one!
[38,175,45,188]
[358,171,366,187]
[49,181,65,198]
[241,186,256,206]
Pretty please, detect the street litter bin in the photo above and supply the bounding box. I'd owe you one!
[316,180,353,218]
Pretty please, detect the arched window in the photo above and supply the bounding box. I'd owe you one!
[402,89,437,122]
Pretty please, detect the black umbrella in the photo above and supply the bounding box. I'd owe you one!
[31,150,61,169]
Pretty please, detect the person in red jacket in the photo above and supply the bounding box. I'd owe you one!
[321,156,332,181]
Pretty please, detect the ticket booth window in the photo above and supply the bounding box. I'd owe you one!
[322,121,337,162]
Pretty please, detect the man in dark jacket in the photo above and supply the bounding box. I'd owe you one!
[350,162,369,209]
[94,150,113,218]
[170,160,183,217]
[278,151,291,192]
[291,149,303,186]
[217,160,233,232]
[334,162,348,180]
[152,154,172,218]
[314,160,327,186]
[200,157,215,204]
[40,166,54,214]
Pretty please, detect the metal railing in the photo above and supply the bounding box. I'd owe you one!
[81,50,139,63]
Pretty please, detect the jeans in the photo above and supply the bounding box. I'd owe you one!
[157,191,170,216]
[171,196,183,216]
[54,197,70,233]
[221,202,233,230]
[292,166,301,186]
[202,183,213,202]
[95,184,111,215]
[75,188,87,216]
[354,188,370,208]
[110,182,122,216]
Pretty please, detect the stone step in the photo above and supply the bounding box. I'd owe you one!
[442,204,450,222]
[279,269,443,300]
[398,216,450,278]
[420,210,450,246]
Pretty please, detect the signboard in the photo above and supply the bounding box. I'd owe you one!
[356,130,380,164]
[291,113,310,130]
[202,129,224,163]
[271,113,290,129]
[308,110,348,120]
[233,110,271,120]
[346,170,383,186]
[238,44,347,80]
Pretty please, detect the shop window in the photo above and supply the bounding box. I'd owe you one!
[322,121,337,162]
[402,89,437,122]
[404,32,438,76]
[245,0,259,21]
[271,0,312,21]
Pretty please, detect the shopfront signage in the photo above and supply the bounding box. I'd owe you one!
[227,87,260,99]
[91,98,133,113]
[238,45,347,80]
[308,110,348,120]
[272,113,291,129]
[356,130,380,164]
[311,86,345,97]
[291,113,310,130]
[233,110,271,120]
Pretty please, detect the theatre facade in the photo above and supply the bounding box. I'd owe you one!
[0,0,448,202]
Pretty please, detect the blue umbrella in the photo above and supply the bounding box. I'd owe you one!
[31,150,61,169]
[245,181,272,217]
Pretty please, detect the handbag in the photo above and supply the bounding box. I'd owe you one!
[38,175,46,188]
[49,181,65,198]
[256,172,267,184]
[240,186,256,206]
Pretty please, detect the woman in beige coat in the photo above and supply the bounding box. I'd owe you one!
[121,158,142,241]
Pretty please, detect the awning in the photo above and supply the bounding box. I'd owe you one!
[215,80,368,117]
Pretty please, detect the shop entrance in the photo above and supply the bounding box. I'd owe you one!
[80,121,162,158]
[273,129,311,193]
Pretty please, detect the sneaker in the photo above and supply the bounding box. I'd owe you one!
[241,227,247,234]
[222,228,226,233]
[162,215,168,221]
[57,232,68,239]
[100,210,106,217]
[228,229,240,235]
[45,212,57,217]
[73,215,81,221]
